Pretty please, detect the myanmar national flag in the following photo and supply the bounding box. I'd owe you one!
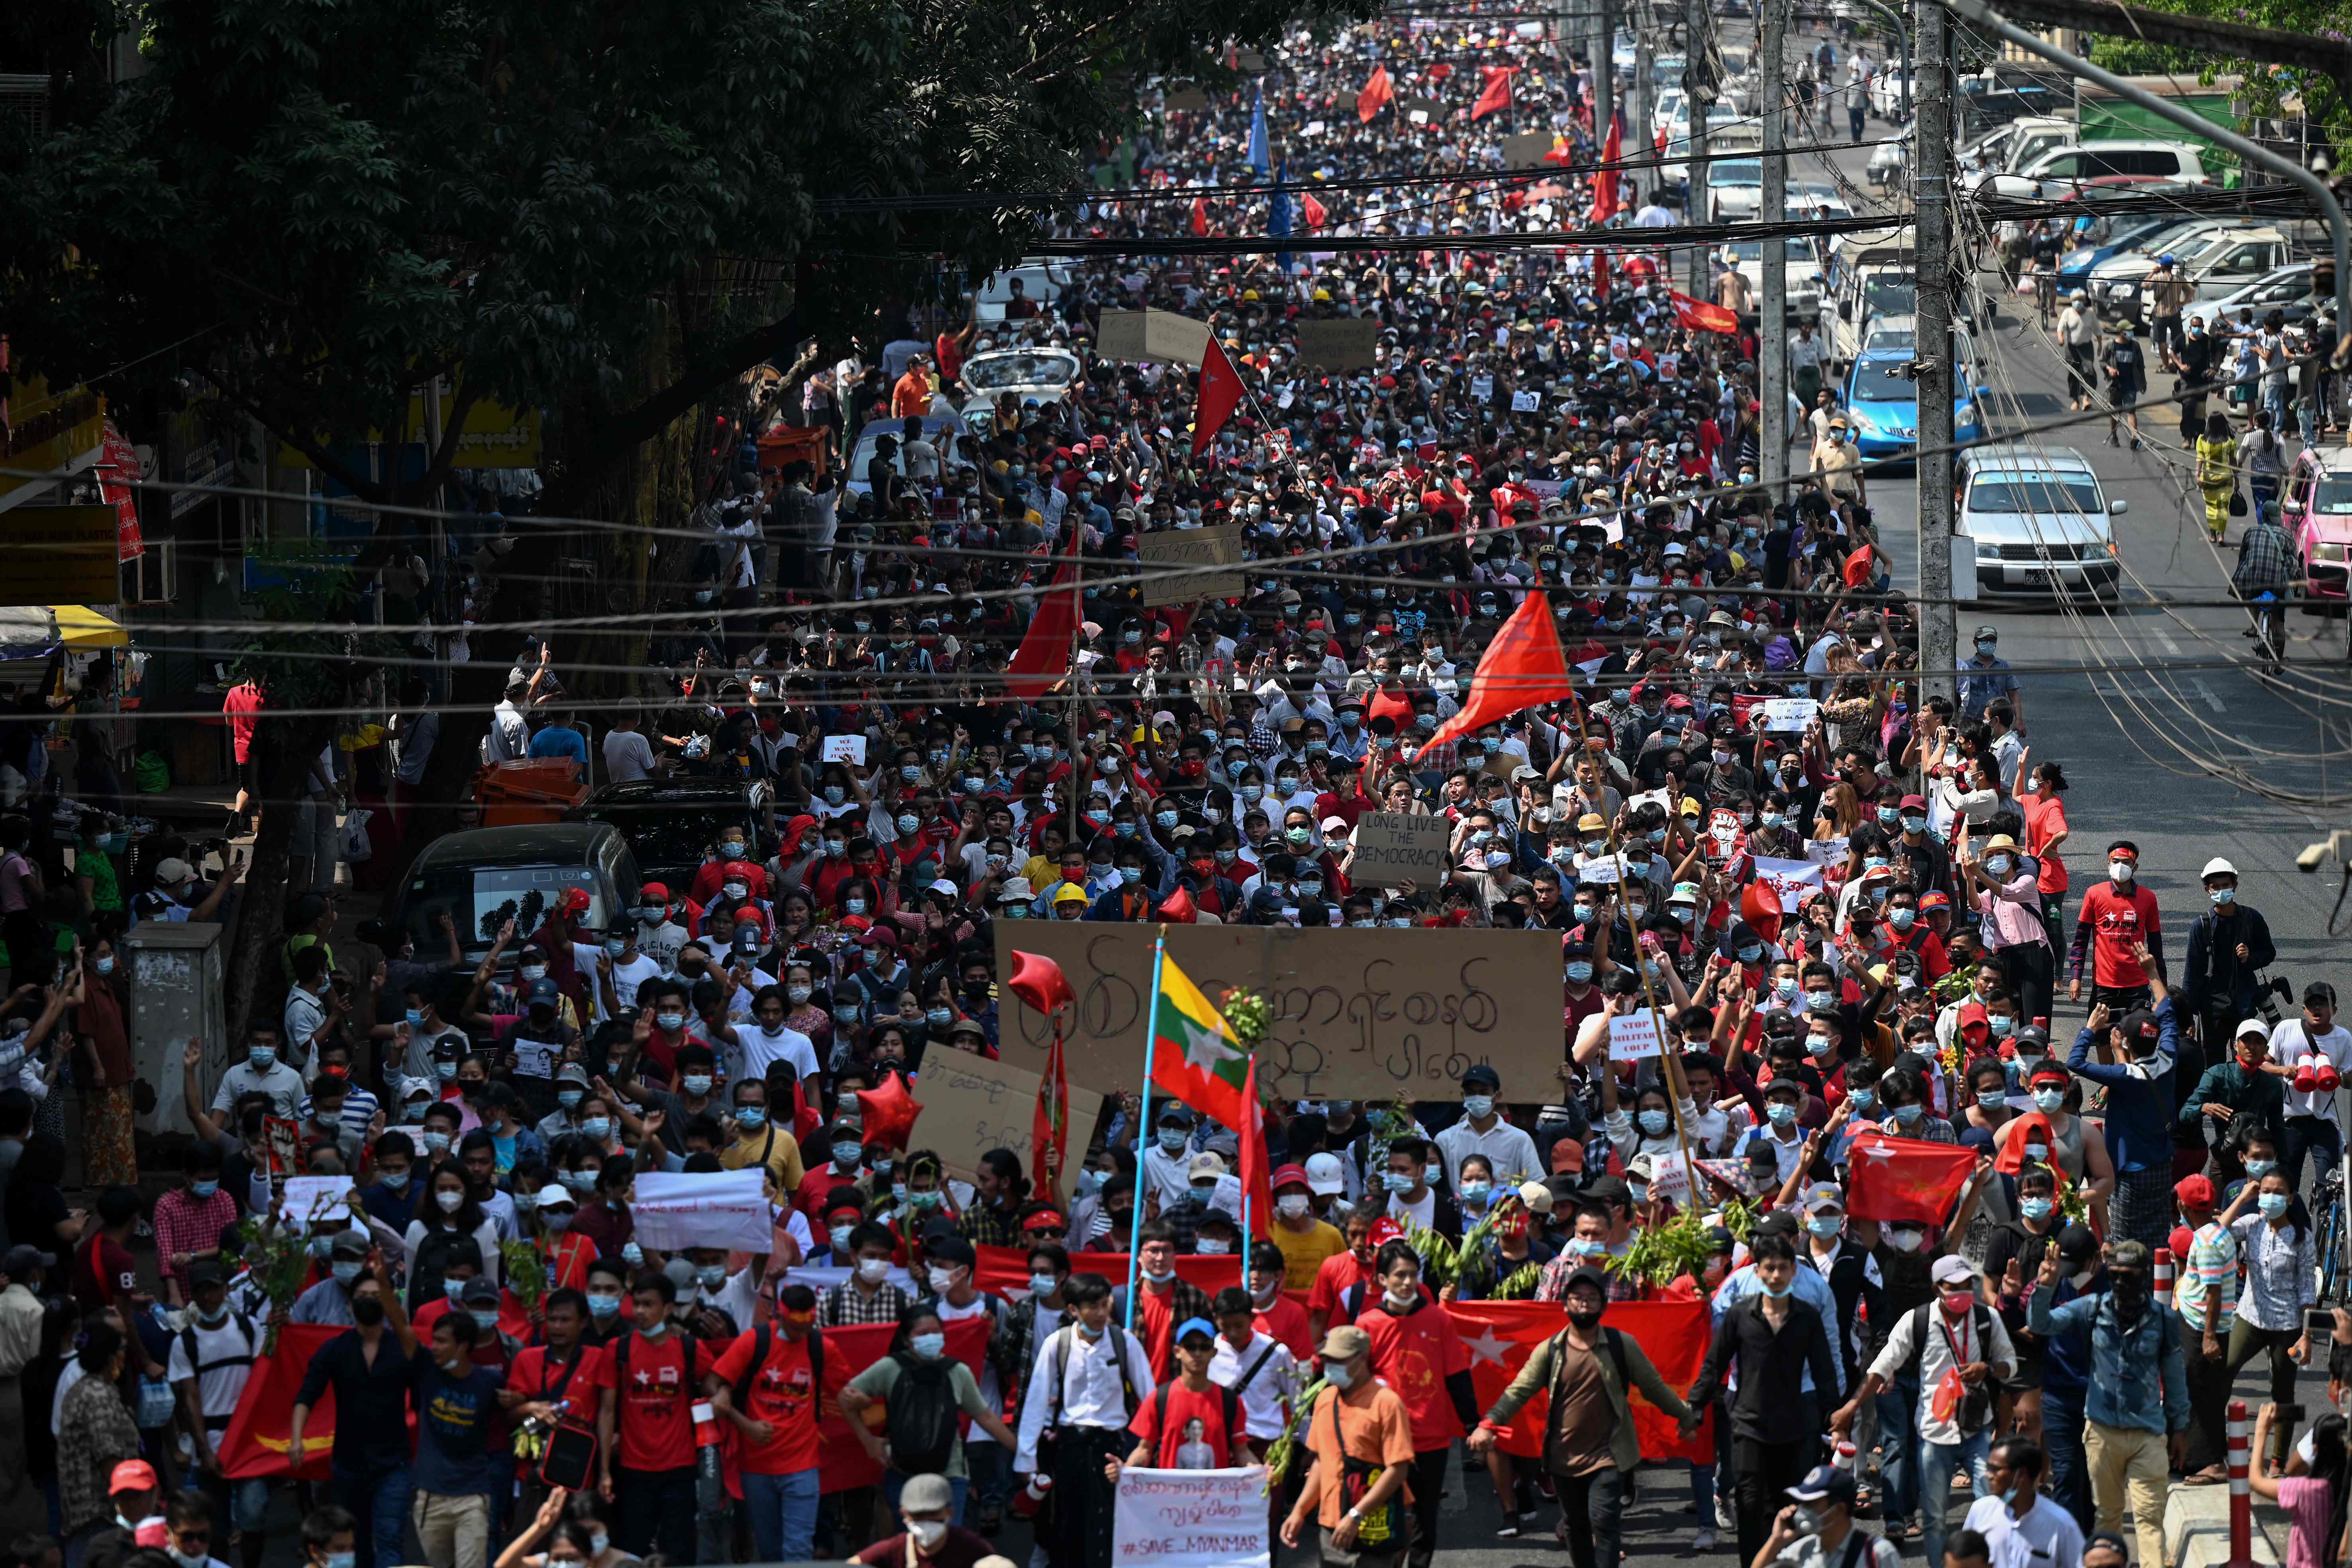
[1148,953,1250,1128]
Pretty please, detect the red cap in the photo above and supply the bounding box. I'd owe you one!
[558,887,591,917]
[2175,1174,2215,1207]
[720,859,759,881]
[1271,1163,1311,1192]
[110,1460,159,1494]
[1020,1209,1068,1234]
[639,881,670,903]
[1551,1137,1585,1173]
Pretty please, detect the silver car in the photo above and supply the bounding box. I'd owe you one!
[1959,445,2128,600]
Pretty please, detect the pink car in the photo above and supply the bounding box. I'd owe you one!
[2289,446,2352,609]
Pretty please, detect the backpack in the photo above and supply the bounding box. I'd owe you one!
[732,1323,825,1415]
[178,1314,257,1401]
[884,1353,963,1475]
[1047,1322,1143,1429]
[1901,1301,1996,1433]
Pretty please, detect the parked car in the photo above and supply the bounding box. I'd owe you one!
[2183,261,2319,334]
[384,823,644,963]
[844,414,975,498]
[1869,68,1915,122]
[1957,114,2073,182]
[973,259,1075,322]
[2094,223,2288,324]
[1983,140,2211,200]
[957,347,1083,428]
[2288,444,2352,609]
[1841,328,1989,460]
[1958,444,2126,600]
[1725,229,1826,322]
[573,778,772,899]
[1705,156,1764,222]
[2053,212,2215,283]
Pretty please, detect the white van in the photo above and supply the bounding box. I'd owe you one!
[1957,445,2128,600]
[1984,140,2211,198]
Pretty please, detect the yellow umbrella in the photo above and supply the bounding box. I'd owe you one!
[49,605,128,650]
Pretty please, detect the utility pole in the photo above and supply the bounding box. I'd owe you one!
[1915,0,1958,703]
[1634,11,1654,210]
[1759,0,1787,495]
[1687,0,1711,292]
[1596,0,1616,160]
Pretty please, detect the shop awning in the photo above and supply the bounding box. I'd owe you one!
[52,604,128,650]
[0,605,128,659]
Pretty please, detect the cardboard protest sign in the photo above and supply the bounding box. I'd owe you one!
[1163,87,1212,112]
[1292,318,1383,372]
[510,1035,563,1078]
[1500,130,1560,167]
[277,1176,355,1228]
[630,1169,775,1252]
[1096,309,1210,367]
[993,925,1562,1101]
[911,1052,1105,1191]
[1137,525,1244,604]
[1114,1466,1271,1568]
[1752,855,1826,911]
[1608,1012,1663,1062]
[1346,811,1453,885]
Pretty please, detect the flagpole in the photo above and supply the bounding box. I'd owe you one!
[1613,848,1700,1197]
[1125,926,1167,1330]
[1240,1051,1254,1246]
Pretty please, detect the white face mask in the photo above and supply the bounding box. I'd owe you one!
[908,1521,947,1550]
[855,1257,891,1284]
[1277,1195,1312,1219]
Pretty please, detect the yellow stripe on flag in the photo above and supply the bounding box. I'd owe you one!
[1156,956,1234,1042]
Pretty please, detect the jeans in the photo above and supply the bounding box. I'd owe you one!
[615,1465,698,1564]
[1558,1464,1625,1568]
[2283,1116,2342,1199]
[882,1469,968,1528]
[967,1434,1014,1517]
[740,1467,822,1562]
[409,1491,492,1568]
[331,1466,413,1568]
[2253,473,2280,528]
[2265,384,2290,436]
[1874,1364,1922,1525]
[1850,104,1866,140]
[1919,1429,1992,1568]
[2042,1397,2091,1532]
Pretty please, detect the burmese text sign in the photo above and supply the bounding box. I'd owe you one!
[1113,1466,1270,1568]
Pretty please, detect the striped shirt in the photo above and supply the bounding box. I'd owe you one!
[2230,1211,2316,1332]
[2173,1220,2238,1334]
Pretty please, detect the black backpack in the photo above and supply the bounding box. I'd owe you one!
[885,1353,963,1475]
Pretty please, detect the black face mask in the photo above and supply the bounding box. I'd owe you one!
[2109,1271,2149,1317]
[351,1297,386,1327]
[1566,1305,1604,1331]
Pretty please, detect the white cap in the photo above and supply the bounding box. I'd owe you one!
[1303,1151,1347,1195]
[1321,815,1350,832]
[2201,857,2239,881]
[1931,1255,1977,1286]
[2236,1017,2272,1042]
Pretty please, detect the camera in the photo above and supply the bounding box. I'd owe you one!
[2258,974,2295,1029]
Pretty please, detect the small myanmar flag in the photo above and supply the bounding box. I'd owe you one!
[1148,953,1250,1127]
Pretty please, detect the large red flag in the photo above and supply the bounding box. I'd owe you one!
[1191,337,1246,456]
[1471,66,1516,121]
[1301,189,1328,229]
[1591,113,1623,223]
[1004,560,1081,698]
[811,1318,991,1491]
[973,1243,1240,1300]
[1236,1055,1274,1239]
[1410,589,1573,762]
[1845,1131,1981,1226]
[1671,290,1742,335]
[218,1325,372,1479]
[1189,196,1210,237]
[1357,66,1394,122]
[1020,954,1074,1204]
[1449,1300,1714,1464]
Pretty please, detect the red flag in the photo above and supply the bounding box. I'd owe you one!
[1020,955,1074,1203]
[1189,196,1210,237]
[1236,1055,1274,1239]
[1671,290,1742,335]
[1845,1131,1982,1226]
[1192,336,1246,456]
[1656,123,1669,159]
[1004,560,1080,698]
[217,1325,374,1478]
[973,1243,1239,1300]
[854,1070,923,1152]
[1591,113,1623,223]
[1594,249,1611,301]
[1411,589,1574,763]
[1301,190,1328,229]
[1449,1300,1714,1464]
[1471,66,1516,120]
[1357,65,1394,122]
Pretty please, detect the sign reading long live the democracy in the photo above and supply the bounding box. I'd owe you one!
[1113,1466,1270,1568]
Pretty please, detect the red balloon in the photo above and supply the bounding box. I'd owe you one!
[855,1071,924,1153]
[1008,950,1076,1015]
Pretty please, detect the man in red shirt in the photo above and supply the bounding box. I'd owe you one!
[1246,1244,1312,1359]
[1306,1207,1382,1344]
[503,1288,605,1520]
[1122,1223,1212,1378]
[593,1274,717,1563]
[74,1186,144,1315]
[1111,1317,1257,1475]
[2069,839,2166,1013]
[708,1283,826,1561]
[1355,1238,1477,1568]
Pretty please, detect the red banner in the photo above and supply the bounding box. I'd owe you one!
[811,1317,991,1493]
[973,1242,1240,1301]
[1845,1131,1981,1226]
[1448,1299,1714,1464]
[218,1325,384,1480]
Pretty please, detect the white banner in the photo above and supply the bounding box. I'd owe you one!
[1804,836,1850,867]
[1751,856,1826,912]
[779,1262,920,1295]
[1112,1466,1271,1568]
[631,1169,775,1252]
[1608,1012,1663,1062]
[279,1176,355,1227]
[1759,697,1821,732]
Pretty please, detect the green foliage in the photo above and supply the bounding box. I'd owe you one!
[2083,0,2348,162]
[1490,1261,1546,1300]
[1609,1202,1727,1288]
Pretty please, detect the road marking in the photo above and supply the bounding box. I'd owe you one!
[2185,678,2228,714]
[2152,628,2182,656]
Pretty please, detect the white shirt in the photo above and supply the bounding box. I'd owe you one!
[167,1309,263,1422]
[740,1021,818,1083]
[1432,1116,1544,1191]
[1962,1492,2085,1568]
[694,1266,761,1335]
[1868,1302,2016,1446]
[212,1060,306,1119]
[603,952,665,1018]
[1208,1329,1300,1441]
[603,728,658,783]
[1015,1323,1157,1471]
[2274,1018,2352,1122]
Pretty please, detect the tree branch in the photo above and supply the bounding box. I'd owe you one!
[573,308,810,482]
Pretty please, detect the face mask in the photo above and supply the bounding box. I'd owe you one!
[656,1012,686,1031]
[909,1190,943,1211]
[521,966,547,984]
[1977,1088,2006,1110]
[463,1307,498,1333]
[2020,1198,2055,1222]
[588,1291,623,1320]
[248,1048,276,1072]
[1766,1103,1797,1128]
[908,1521,948,1550]
[2245,1158,2277,1178]
[435,1189,465,1214]
[1892,1104,1924,1126]
[580,1117,612,1142]
[845,898,869,916]
[1277,1195,1312,1219]
[2110,1273,2150,1316]
[1848,1089,1875,1112]
[1461,1095,1494,1119]
[2109,861,2134,884]
[1639,1109,1671,1136]
[331,1259,363,1286]
[622,1242,644,1266]
[422,1132,451,1155]
[1887,1227,1923,1252]
[1760,1276,1794,1299]
[856,1257,892,1284]
[1890,909,1917,931]
[1322,1358,1354,1389]
[1158,1128,1189,1153]
[1384,1171,1416,1194]
[437,1062,458,1082]
[1566,960,1594,983]
[683,1074,713,1095]
[2258,1192,2292,1219]
[1808,1215,1842,1238]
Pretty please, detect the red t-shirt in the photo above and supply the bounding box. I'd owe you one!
[2078,882,2162,988]
[1133,1283,1179,1379]
[222,682,263,763]
[2019,791,2070,895]
[507,1342,608,1428]
[594,1331,718,1471]
[1307,1248,1377,1323]
[1127,1380,1251,1468]
[1353,1299,1471,1452]
[1253,1294,1314,1362]
[709,1329,824,1476]
[73,1233,137,1315]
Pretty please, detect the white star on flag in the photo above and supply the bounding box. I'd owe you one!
[1461,1326,1513,1366]
[1862,1144,1896,1164]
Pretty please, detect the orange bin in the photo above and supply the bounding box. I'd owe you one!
[473,759,588,825]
